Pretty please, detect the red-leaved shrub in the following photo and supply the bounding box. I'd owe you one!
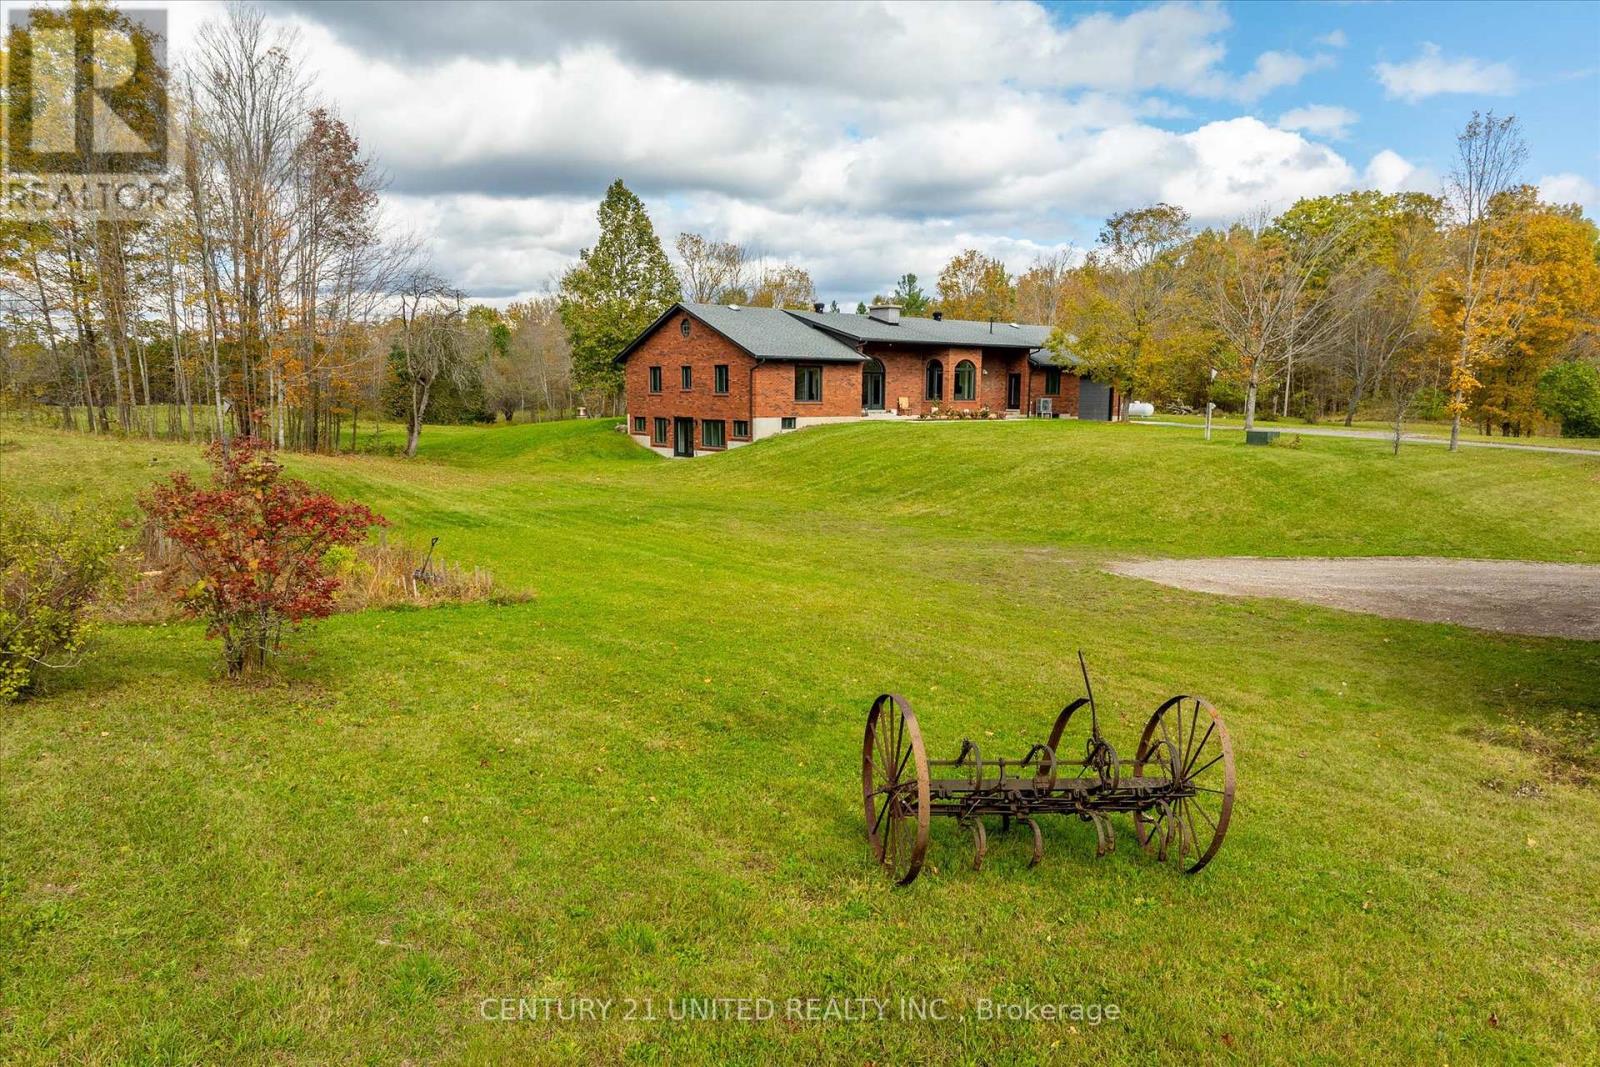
[140,438,386,676]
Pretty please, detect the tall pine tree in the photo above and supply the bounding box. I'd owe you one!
[558,180,680,406]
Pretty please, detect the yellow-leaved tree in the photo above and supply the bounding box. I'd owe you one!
[1464,187,1600,435]
[935,250,1016,321]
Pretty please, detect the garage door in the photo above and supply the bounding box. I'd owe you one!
[1078,379,1113,421]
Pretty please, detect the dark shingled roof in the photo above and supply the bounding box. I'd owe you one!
[786,309,1051,349]
[616,302,1080,368]
[791,309,1080,367]
[615,302,864,364]
[1029,347,1080,368]
[687,303,866,362]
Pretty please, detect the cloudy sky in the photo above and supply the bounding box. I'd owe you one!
[170,0,1600,306]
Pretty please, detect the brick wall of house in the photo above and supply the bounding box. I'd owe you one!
[870,344,999,416]
[622,310,756,451]
[1029,368,1082,416]
[752,360,863,418]
[981,350,1029,412]
[873,346,926,415]
[944,347,984,412]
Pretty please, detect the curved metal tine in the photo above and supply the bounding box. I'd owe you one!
[968,818,987,871]
[1156,716,1177,785]
[1025,818,1044,867]
[1153,802,1172,862]
[1093,813,1116,857]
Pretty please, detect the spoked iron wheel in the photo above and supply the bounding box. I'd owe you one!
[863,693,931,886]
[1133,696,1235,873]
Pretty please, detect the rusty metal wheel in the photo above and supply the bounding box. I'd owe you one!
[1133,696,1235,873]
[863,693,930,886]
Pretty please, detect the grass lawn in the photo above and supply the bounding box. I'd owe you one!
[2,417,1598,1064]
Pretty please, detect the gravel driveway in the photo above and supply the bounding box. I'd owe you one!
[1107,557,1600,640]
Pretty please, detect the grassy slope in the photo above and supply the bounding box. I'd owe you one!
[1,418,1598,1065]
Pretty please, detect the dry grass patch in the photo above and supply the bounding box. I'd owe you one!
[103,522,531,624]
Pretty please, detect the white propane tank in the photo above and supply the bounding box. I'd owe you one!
[1128,401,1155,418]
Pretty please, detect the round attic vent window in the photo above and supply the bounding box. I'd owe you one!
[680,318,692,338]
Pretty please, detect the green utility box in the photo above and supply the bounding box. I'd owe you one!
[1245,430,1279,446]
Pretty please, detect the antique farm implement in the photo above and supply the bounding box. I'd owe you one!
[863,655,1236,886]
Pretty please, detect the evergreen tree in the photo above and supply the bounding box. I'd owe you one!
[558,180,681,404]
[892,273,931,315]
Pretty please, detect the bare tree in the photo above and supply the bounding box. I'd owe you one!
[1016,250,1077,326]
[1442,111,1527,450]
[499,294,571,420]
[748,263,815,309]
[1202,210,1351,429]
[675,233,748,303]
[394,270,467,457]
[192,4,309,441]
[1331,213,1444,427]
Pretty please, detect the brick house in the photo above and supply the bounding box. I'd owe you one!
[616,302,1115,457]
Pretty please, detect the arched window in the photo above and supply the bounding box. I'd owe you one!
[954,360,976,401]
[925,359,944,400]
[680,317,692,338]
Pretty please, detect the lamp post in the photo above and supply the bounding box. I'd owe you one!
[1204,367,1217,441]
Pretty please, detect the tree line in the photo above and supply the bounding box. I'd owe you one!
[880,115,1596,442]
[0,6,580,458]
[1055,113,1600,443]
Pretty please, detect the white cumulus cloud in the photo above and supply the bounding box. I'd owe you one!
[1537,173,1600,215]
[1375,43,1517,102]
[1162,118,1356,219]
[1278,104,1358,139]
